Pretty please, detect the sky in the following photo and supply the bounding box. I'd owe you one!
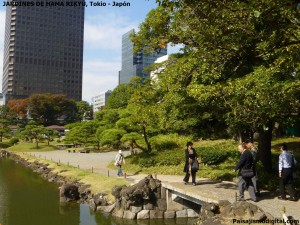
[0,0,177,103]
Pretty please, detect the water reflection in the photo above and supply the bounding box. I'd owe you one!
[0,158,196,225]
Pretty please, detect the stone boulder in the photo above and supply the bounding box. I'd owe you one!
[197,201,274,225]
[112,175,161,209]
[112,175,163,219]
[137,210,150,220]
[60,183,80,203]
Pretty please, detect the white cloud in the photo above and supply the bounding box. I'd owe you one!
[82,58,120,102]
[82,12,141,102]
[0,9,6,93]
[84,13,139,50]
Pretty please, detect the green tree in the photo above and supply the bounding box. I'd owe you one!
[28,93,77,126]
[0,106,13,142]
[98,128,126,148]
[105,84,134,109]
[64,120,100,147]
[120,132,143,153]
[20,121,45,149]
[133,0,300,171]
[75,101,93,121]
[105,76,147,110]
[127,78,161,153]
[43,128,60,145]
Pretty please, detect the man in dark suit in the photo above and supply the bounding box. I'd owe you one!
[234,143,257,202]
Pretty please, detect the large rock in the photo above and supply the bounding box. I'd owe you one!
[112,209,124,218]
[137,210,150,220]
[176,209,188,218]
[93,193,107,206]
[149,209,164,219]
[89,199,97,211]
[187,209,199,218]
[59,183,80,203]
[157,198,167,211]
[130,206,142,214]
[112,175,162,218]
[143,202,154,210]
[197,201,271,225]
[123,210,136,219]
[164,211,175,219]
[97,203,116,213]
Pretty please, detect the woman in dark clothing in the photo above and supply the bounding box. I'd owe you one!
[183,141,198,185]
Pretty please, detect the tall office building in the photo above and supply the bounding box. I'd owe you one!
[118,29,167,84]
[2,0,84,103]
[92,90,112,113]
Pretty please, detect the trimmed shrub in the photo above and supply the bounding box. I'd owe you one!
[138,158,156,167]
[9,137,19,145]
[149,134,191,151]
[197,147,229,165]
[0,142,12,148]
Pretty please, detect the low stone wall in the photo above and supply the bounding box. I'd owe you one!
[110,174,200,220]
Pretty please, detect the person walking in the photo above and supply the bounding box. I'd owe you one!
[115,150,125,176]
[278,143,297,201]
[234,143,257,202]
[245,139,260,197]
[183,142,198,186]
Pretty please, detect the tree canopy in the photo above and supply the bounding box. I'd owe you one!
[132,0,300,171]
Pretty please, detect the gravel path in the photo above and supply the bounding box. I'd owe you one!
[30,150,123,176]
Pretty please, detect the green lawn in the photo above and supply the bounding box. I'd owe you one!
[109,137,300,191]
[7,142,59,152]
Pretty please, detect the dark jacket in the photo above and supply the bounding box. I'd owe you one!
[234,149,254,176]
[183,148,198,172]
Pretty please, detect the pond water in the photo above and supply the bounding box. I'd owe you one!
[0,158,197,225]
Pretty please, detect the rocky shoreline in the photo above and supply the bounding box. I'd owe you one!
[1,150,278,224]
[0,150,200,220]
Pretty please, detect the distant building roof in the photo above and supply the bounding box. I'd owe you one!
[45,125,65,130]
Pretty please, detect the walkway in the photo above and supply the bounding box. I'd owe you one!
[30,150,300,220]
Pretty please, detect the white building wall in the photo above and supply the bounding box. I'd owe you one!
[92,90,112,113]
[150,55,169,80]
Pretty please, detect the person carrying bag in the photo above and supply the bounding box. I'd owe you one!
[183,142,199,186]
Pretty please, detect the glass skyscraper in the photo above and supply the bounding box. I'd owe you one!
[118,29,167,84]
[2,0,84,102]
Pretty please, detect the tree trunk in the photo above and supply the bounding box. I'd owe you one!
[142,126,152,153]
[35,140,39,149]
[257,122,273,173]
[129,140,134,154]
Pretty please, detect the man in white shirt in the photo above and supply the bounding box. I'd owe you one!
[278,143,297,201]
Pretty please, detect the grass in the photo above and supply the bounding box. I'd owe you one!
[109,137,300,190]
[14,152,129,202]
[7,142,59,152]
[9,137,300,193]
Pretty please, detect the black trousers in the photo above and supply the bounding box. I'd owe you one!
[280,168,296,198]
[183,170,196,183]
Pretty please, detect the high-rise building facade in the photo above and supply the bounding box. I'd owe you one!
[92,90,112,113]
[118,29,167,84]
[2,0,84,103]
